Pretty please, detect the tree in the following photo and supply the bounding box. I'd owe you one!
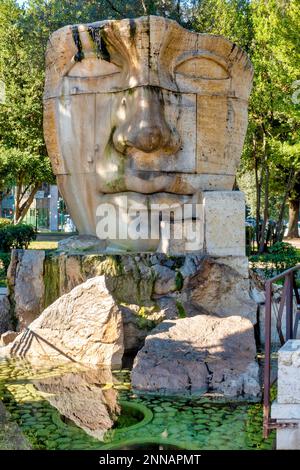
[0,0,53,223]
[190,1,300,250]
[249,0,300,246]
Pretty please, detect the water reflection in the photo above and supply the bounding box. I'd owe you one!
[33,367,120,440]
[0,359,275,450]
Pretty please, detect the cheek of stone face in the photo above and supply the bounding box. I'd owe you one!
[58,92,114,175]
[196,96,249,176]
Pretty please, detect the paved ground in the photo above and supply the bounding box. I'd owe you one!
[36,232,76,241]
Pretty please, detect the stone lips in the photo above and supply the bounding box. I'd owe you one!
[43,16,253,239]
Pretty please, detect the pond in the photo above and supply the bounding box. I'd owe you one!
[0,359,275,450]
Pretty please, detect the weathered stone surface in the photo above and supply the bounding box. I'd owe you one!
[7,250,45,329]
[132,315,260,397]
[186,257,257,323]
[43,252,156,309]
[34,367,120,440]
[58,235,105,253]
[277,340,300,404]
[7,251,257,339]
[120,304,150,352]
[179,254,203,279]
[0,331,18,346]
[250,287,265,304]
[203,192,246,256]
[0,295,11,335]
[44,16,252,252]
[153,265,178,295]
[271,402,300,449]
[4,277,124,367]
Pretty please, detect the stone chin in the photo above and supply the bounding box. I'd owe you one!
[43,15,253,244]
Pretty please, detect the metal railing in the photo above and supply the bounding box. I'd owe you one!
[263,264,300,438]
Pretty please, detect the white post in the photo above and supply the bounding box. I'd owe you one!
[271,340,300,449]
[49,185,58,232]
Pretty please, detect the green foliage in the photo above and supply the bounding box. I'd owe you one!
[176,300,186,318]
[0,251,11,271]
[0,251,10,286]
[268,241,297,256]
[0,0,54,222]
[0,223,36,251]
[98,256,124,276]
[136,305,158,330]
[175,271,183,291]
[0,218,11,228]
[249,242,300,278]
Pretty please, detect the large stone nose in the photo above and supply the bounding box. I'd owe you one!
[134,124,168,153]
[113,86,180,155]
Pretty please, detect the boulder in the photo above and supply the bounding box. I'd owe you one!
[0,295,11,334]
[186,257,257,323]
[120,304,150,352]
[132,315,260,398]
[7,250,45,329]
[153,264,178,295]
[0,330,18,346]
[4,276,124,367]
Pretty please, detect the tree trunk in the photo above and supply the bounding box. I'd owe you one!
[253,138,261,247]
[258,165,269,253]
[275,169,295,242]
[14,183,39,224]
[287,198,299,238]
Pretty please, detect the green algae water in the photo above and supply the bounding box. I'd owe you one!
[0,359,275,450]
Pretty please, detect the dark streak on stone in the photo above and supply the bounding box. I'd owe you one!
[146,16,151,71]
[129,18,136,41]
[71,26,84,62]
[87,26,111,62]
[230,43,237,54]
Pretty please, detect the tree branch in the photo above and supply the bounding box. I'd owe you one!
[103,0,123,16]
[141,0,147,14]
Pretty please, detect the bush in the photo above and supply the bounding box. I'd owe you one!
[0,252,11,286]
[0,218,11,229]
[0,223,36,252]
[249,241,300,278]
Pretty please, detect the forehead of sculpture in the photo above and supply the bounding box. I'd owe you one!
[44,16,253,101]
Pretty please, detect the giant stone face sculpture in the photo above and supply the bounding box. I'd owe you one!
[44,16,253,253]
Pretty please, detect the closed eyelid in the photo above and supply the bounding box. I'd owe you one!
[173,52,229,76]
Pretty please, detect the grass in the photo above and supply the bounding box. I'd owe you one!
[28,241,58,250]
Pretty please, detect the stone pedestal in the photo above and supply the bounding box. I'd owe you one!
[271,340,300,449]
[57,190,246,257]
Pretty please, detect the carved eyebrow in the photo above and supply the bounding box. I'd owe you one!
[173,51,229,75]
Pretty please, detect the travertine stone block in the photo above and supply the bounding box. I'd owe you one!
[277,340,300,404]
[204,191,245,256]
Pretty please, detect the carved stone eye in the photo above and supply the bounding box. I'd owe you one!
[175,57,229,80]
[68,58,121,78]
